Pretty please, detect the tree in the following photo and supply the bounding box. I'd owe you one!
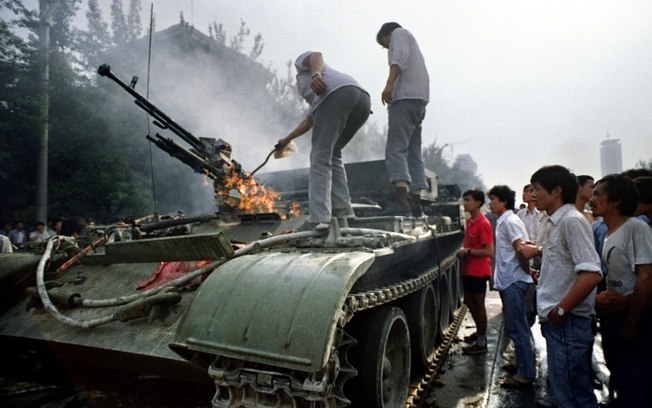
[249,32,263,61]
[209,20,225,45]
[110,0,128,46]
[229,19,249,53]
[636,159,652,171]
[78,0,110,72]
[126,0,142,42]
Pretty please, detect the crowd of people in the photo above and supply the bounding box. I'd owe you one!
[457,166,652,408]
[0,216,90,253]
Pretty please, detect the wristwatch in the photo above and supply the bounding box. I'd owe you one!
[556,306,565,317]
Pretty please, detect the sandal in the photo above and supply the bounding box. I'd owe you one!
[500,375,533,389]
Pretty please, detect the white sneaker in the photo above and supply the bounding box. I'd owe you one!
[314,223,330,232]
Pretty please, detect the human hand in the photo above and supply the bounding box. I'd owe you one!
[381,85,393,105]
[518,243,539,259]
[276,138,289,150]
[311,73,327,94]
[547,306,564,327]
[529,268,539,284]
[456,248,467,259]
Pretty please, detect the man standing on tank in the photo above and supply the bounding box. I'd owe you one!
[530,165,602,408]
[277,52,370,231]
[376,22,429,217]
[457,189,494,354]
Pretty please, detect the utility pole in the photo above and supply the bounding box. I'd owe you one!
[35,0,50,223]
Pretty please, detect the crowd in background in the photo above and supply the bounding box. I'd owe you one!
[0,216,95,253]
[458,165,652,408]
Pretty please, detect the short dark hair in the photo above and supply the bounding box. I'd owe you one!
[530,165,578,204]
[61,216,87,236]
[35,221,45,227]
[376,22,402,46]
[488,185,516,210]
[634,176,652,204]
[621,168,652,179]
[577,175,594,187]
[596,174,639,216]
[463,189,485,205]
[522,184,533,192]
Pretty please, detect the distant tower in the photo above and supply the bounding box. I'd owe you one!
[600,135,622,176]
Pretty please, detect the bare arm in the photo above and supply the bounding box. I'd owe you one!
[457,242,494,260]
[518,241,541,260]
[548,271,602,326]
[381,64,401,105]
[278,115,313,148]
[512,238,531,274]
[307,52,327,95]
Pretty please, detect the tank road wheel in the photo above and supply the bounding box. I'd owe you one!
[404,284,439,374]
[437,274,451,334]
[353,307,410,408]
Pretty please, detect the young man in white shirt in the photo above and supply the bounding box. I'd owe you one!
[529,165,602,408]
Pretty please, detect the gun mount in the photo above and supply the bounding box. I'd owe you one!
[97,64,246,186]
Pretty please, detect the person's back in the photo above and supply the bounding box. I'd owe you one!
[385,27,429,102]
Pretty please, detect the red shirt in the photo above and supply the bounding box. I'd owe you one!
[462,212,493,277]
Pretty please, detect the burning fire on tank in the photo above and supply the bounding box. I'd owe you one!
[215,169,281,214]
[287,201,302,217]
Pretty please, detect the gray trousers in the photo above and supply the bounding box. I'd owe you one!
[385,99,428,191]
[310,86,370,223]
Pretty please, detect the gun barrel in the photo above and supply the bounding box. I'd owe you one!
[145,134,225,180]
[98,64,204,151]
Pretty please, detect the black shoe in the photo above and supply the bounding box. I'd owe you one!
[462,343,487,354]
[408,193,424,217]
[382,187,411,216]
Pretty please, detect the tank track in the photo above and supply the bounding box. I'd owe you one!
[406,305,467,407]
[207,253,460,407]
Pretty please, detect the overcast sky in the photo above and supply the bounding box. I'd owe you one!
[10,0,652,196]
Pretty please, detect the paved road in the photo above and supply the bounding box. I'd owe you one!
[428,290,611,408]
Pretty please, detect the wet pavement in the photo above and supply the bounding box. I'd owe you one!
[428,290,612,408]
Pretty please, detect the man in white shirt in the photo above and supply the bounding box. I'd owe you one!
[489,185,535,387]
[376,22,429,217]
[517,184,541,242]
[530,165,602,408]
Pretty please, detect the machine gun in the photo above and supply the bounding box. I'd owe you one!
[97,64,245,183]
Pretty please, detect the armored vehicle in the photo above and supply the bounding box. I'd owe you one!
[0,66,464,408]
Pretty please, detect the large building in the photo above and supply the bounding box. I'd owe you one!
[600,137,622,176]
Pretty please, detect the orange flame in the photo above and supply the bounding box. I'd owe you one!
[287,201,302,217]
[216,170,281,213]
